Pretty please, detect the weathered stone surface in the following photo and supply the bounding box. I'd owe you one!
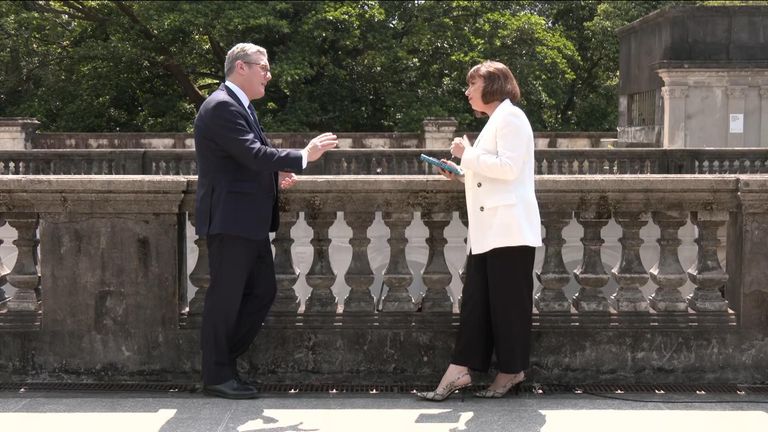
[36,212,181,369]
[0,118,39,150]
[0,175,767,386]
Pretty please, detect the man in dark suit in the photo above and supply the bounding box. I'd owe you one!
[194,43,337,399]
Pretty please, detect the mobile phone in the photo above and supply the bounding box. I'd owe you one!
[420,154,464,176]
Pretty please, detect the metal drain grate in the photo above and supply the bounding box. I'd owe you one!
[257,383,412,393]
[1,382,766,395]
[0,382,196,393]
[535,383,767,395]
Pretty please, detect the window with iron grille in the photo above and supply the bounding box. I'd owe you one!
[628,90,656,126]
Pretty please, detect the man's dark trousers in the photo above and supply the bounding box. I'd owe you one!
[201,234,276,385]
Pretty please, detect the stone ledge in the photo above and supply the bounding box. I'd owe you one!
[0,176,188,213]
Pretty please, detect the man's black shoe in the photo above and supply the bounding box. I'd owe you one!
[232,365,262,388]
[203,379,258,399]
[234,375,259,388]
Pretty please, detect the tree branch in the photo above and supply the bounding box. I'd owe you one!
[23,1,109,23]
[207,34,227,66]
[111,1,206,108]
[66,0,111,22]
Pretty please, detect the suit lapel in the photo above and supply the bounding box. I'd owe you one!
[474,99,510,151]
[221,84,271,147]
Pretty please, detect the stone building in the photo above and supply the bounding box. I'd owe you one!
[617,5,768,148]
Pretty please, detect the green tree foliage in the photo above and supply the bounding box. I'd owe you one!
[535,1,684,131]
[0,1,705,133]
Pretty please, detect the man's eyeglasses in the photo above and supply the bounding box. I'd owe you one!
[243,61,271,75]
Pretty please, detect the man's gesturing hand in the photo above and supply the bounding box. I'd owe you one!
[304,132,338,162]
[278,172,297,190]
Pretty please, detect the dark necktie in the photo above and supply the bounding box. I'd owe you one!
[247,104,275,190]
[247,103,269,146]
[247,104,258,123]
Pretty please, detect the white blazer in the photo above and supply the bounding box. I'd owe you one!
[459,99,542,255]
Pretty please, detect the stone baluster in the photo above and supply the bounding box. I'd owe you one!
[572,210,611,312]
[380,211,416,311]
[304,211,338,313]
[561,159,570,174]
[686,211,729,312]
[420,212,453,312]
[5,213,41,319]
[610,211,650,312]
[457,209,468,286]
[0,217,9,311]
[342,211,376,312]
[580,158,590,174]
[648,211,689,312]
[534,211,572,312]
[186,214,209,326]
[271,211,301,312]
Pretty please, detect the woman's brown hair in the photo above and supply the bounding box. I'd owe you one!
[466,61,520,104]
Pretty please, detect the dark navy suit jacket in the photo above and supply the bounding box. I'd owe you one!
[194,84,303,240]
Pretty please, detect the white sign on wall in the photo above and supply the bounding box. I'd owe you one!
[729,114,744,134]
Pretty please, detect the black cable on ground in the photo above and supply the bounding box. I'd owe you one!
[578,391,768,404]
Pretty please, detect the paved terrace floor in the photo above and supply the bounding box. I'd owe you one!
[1,385,767,432]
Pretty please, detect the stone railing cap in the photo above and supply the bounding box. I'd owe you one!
[0,175,189,193]
[0,118,41,128]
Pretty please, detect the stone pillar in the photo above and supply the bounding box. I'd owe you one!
[0,118,40,150]
[380,211,416,312]
[610,211,650,312]
[272,211,300,312]
[0,217,9,311]
[36,177,185,369]
[760,87,768,148]
[4,213,41,323]
[457,209,468,310]
[186,215,209,327]
[571,210,611,312]
[422,118,458,150]
[661,86,688,148]
[342,211,376,312]
[686,211,729,312]
[727,177,768,331]
[304,211,338,313]
[534,211,572,312]
[648,211,689,312]
[420,212,453,312]
[727,86,747,148]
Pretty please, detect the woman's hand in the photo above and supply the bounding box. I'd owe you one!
[438,159,461,181]
[450,135,470,159]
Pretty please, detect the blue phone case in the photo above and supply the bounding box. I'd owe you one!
[420,154,463,176]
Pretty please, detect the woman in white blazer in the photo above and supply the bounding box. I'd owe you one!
[418,61,542,401]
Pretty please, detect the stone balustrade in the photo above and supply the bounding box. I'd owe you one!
[1,175,767,385]
[0,116,614,151]
[0,148,767,176]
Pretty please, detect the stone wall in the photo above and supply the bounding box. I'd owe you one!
[616,5,768,148]
[657,67,768,148]
[617,5,768,95]
[0,175,767,385]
